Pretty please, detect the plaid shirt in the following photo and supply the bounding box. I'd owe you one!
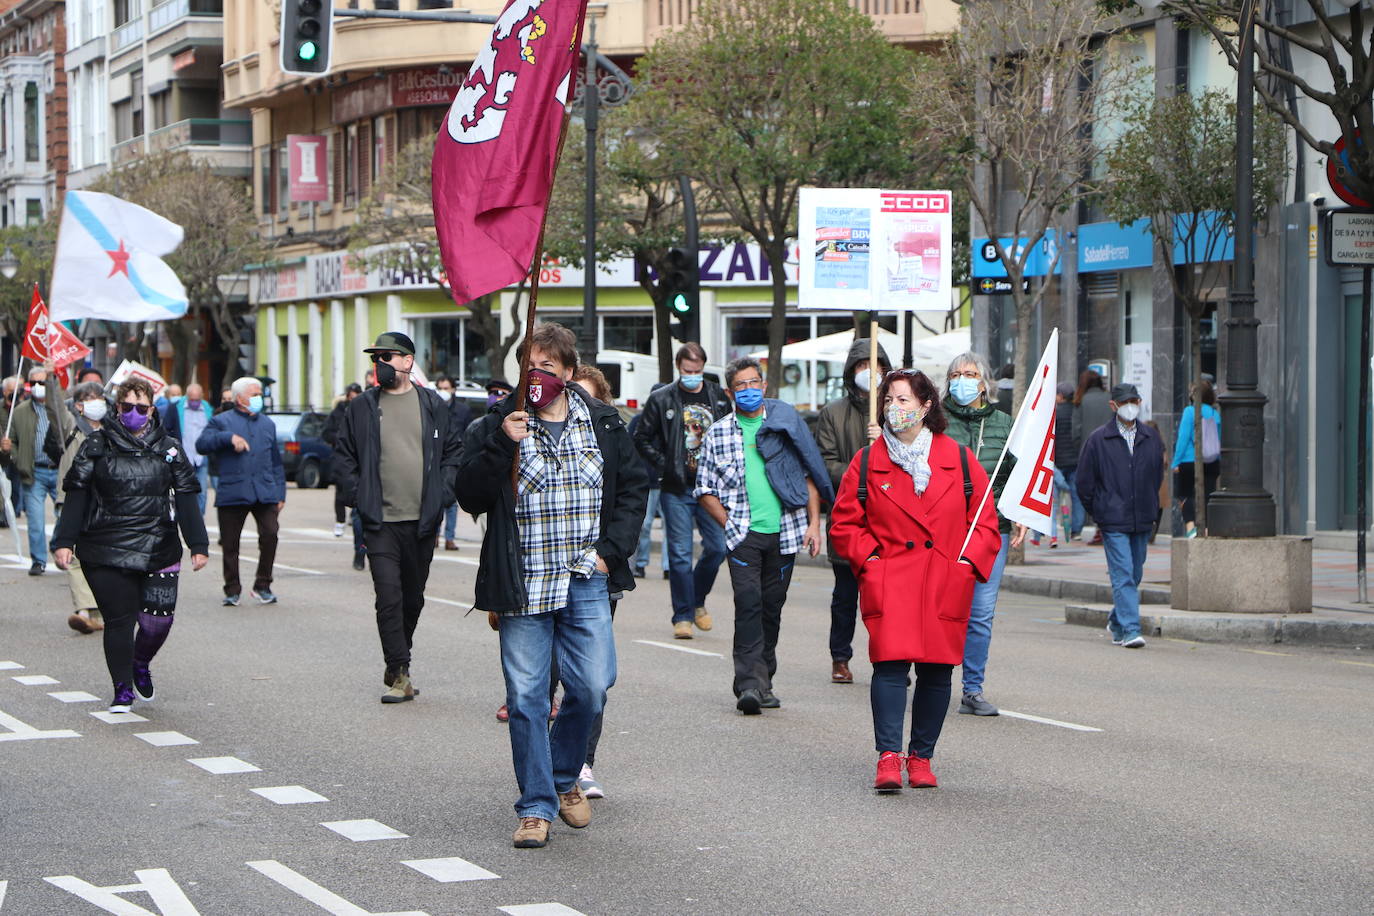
[1117,419,1137,456]
[514,391,604,616]
[694,410,808,555]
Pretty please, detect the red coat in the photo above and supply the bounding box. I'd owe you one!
[830,432,1002,665]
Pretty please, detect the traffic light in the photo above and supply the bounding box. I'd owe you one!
[663,246,699,341]
[233,313,257,378]
[280,0,333,76]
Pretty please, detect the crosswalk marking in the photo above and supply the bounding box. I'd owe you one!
[999,709,1104,732]
[252,785,328,805]
[246,860,429,916]
[0,708,80,742]
[500,905,587,916]
[12,675,59,686]
[48,691,100,703]
[321,819,409,842]
[187,756,260,774]
[634,639,724,658]
[402,857,499,882]
[90,710,148,724]
[0,661,23,670]
[136,731,200,747]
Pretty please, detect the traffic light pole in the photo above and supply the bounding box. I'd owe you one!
[679,175,699,342]
[578,15,600,366]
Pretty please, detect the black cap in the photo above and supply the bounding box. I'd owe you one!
[363,331,416,356]
[346,383,363,394]
[1056,381,1075,398]
[485,377,512,392]
[1110,382,1141,402]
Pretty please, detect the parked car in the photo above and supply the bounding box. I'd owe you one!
[267,410,332,489]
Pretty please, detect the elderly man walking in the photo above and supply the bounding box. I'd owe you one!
[196,377,285,606]
[0,364,68,575]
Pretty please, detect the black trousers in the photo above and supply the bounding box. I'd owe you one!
[829,561,859,663]
[217,503,280,596]
[367,520,435,670]
[727,531,796,696]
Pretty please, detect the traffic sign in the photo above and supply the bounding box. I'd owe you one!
[1326,133,1371,209]
[1324,208,1374,268]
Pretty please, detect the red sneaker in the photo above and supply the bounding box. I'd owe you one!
[907,756,938,788]
[874,752,904,792]
[495,704,509,723]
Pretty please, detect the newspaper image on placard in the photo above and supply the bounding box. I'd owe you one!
[813,207,871,291]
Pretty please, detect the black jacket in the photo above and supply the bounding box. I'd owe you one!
[632,378,731,494]
[456,385,649,613]
[53,412,209,571]
[331,385,465,538]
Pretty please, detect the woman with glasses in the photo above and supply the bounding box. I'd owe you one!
[53,378,209,713]
[829,369,1001,791]
[940,352,1026,718]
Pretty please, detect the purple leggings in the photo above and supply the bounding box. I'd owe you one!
[82,564,180,689]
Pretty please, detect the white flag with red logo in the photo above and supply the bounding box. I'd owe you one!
[997,329,1059,536]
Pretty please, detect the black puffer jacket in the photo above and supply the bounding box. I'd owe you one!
[53,413,208,571]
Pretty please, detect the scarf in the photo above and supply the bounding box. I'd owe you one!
[883,426,933,495]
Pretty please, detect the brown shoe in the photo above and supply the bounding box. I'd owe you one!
[558,785,591,828]
[381,669,415,704]
[694,607,713,631]
[513,816,550,848]
[831,660,854,684]
[67,613,95,634]
[445,539,459,551]
[673,620,694,639]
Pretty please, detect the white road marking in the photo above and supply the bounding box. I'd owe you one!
[135,731,200,747]
[91,710,148,724]
[45,867,200,915]
[430,554,481,567]
[237,554,324,576]
[187,756,261,774]
[634,639,724,658]
[0,661,23,670]
[0,879,6,909]
[1338,660,1374,669]
[0,709,79,742]
[48,691,100,703]
[426,596,474,609]
[13,674,59,686]
[500,905,587,916]
[402,857,499,882]
[999,709,1104,732]
[321,819,409,842]
[252,785,328,805]
[246,860,428,916]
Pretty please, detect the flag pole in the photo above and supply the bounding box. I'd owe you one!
[3,355,26,440]
[868,316,879,427]
[957,365,1036,559]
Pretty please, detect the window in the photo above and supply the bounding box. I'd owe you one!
[130,71,143,139]
[25,199,42,225]
[602,314,653,354]
[23,82,38,162]
[258,145,273,215]
[343,123,357,207]
[113,0,137,26]
[1,93,8,156]
[277,143,289,215]
[113,99,133,143]
[150,90,170,130]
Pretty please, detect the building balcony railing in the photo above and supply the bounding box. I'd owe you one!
[112,18,145,52]
[149,118,252,152]
[112,135,146,164]
[150,0,224,35]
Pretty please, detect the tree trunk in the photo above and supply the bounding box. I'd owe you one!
[654,297,673,384]
[765,239,789,397]
[1190,310,1206,536]
[1012,279,1034,415]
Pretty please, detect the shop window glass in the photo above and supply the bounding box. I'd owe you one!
[602,314,653,354]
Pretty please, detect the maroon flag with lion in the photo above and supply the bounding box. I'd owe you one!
[432,0,588,304]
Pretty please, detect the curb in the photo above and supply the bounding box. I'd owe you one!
[1064,604,1374,649]
[1002,571,1172,606]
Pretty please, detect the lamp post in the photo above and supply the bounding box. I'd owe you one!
[578,2,608,366]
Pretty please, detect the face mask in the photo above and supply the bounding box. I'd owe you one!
[487,392,505,407]
[527,369,566,411]
[375,360,403,390]
[949,377,982,406]
[436,389,453,402]
[854,369,872,392]
[30,384,45,401]
[120,405,150,432]
[734,387,764,412]
[680,373,704,391]
[187,399,201,408]
[886,403,925,431]
[247,394,264,413]
[82,399,107,422]
[1116,403,1141,422]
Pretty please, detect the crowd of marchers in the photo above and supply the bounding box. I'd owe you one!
[2,321,1200,849]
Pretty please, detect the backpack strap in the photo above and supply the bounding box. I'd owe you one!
[960,444,973,513]
[857,445,870,508]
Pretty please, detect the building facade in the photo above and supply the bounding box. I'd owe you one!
[0,0,65,225]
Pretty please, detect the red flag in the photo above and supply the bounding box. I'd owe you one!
[432,0,588,304]
[47,320,92,372]
[20,284,49,362]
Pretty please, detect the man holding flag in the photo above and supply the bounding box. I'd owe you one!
[1,363,70,574]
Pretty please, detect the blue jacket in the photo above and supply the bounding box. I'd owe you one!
[1075,419,1164,534]
[195,408,286,507]
[163,397,214,449]
[1171,404,1221,468]
[757,399,835,509]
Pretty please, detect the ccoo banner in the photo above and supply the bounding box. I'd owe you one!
[798,188,953,312]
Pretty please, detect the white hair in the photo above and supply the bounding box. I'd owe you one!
[943,351,997,399]
[230,377,261,399]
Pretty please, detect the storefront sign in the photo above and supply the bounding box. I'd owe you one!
[1325,208,1374,267]
[288,134,328,202]
[392,67,464,108]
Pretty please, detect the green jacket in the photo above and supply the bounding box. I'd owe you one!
[943,396,1015,534]
[0,386,70,487]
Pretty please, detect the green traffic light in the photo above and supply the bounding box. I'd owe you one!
[671,293,690,314]
[298,40,318,61]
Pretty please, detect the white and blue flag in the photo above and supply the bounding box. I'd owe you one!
[49,190,188,323]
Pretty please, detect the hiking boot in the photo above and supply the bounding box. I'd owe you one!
[558,785,592,828]
[132,665,155,702]
[694,607,713,631]
[736,688,762,715]
[109,683,135,714]
[67,613,96,634]
[906,756,938,788]
[759,689,781,709]
[831,660,854,684]
[382,667,419,696]
[1121,634,1147,649]
[874,751,904,792]
[673,620,693,639]
[381,668,415,703]
[513,817,550,848]
[578,764,604,799]
[959,692,999,716]
[222,594,241,607]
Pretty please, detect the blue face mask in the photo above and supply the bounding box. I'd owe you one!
[680,374,704,391]
[949,377,982,406]
[734,387,764,412]
[247,394,264,413]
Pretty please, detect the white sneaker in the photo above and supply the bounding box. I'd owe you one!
[1105,625,1123,646]
[333,523,345,538]
[1121,634,1147,649]
[578,764,604,799]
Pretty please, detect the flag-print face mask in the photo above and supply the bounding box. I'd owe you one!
[527,369,565,412]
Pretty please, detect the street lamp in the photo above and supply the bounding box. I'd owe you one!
[0,246,18,280]
[578,2,608,367]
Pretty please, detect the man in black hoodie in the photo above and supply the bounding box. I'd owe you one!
[813,338,891,684]
[332,332,464,704]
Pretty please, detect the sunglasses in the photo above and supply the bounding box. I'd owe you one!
[120,402,152,415]
[370,351,406,363]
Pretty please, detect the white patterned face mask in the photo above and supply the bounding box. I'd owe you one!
[885,403,924,431]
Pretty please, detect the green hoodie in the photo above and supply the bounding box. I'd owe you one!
[943,396,1015,534]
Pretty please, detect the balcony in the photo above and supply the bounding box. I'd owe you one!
[150,0,224,35]
[112,17,145,52]
[112,134,146,165]
[148,118,251,153]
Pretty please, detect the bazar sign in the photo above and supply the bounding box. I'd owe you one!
[250,242,801,304]
[332,67,466,123]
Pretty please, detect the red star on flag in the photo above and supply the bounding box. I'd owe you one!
[106,239,131,278]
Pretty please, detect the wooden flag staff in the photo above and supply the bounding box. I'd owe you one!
[868,317,879,427]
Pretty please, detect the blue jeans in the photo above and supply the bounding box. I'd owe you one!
[1053,467,1085,536]
[1101,530,1150,640]
[23,465,58,564]
[499,574,617,822]
[660,489,726,622]
[633,487,662,572]
[443,504,458,540]
[961,533,1009,695]
[193,462,210,516]
[872,661,954,757]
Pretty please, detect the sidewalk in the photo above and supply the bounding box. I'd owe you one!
[1003,535,1374,649]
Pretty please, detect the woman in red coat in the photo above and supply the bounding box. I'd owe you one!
[830,369,1002,792]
